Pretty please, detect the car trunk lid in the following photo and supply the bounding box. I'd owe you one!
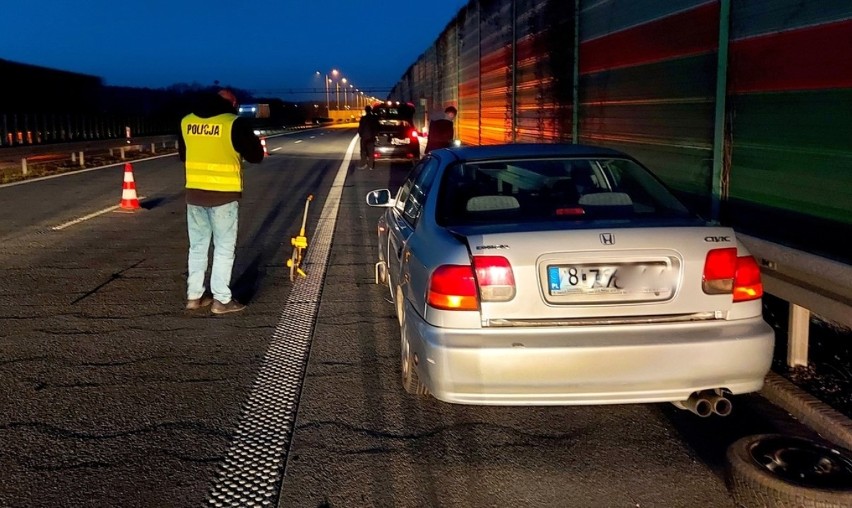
[459,226,740,324]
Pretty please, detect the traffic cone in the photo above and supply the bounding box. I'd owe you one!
[119,163,140,211]
[261,137,269,156]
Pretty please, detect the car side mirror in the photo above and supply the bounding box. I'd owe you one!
[366,189,394,207]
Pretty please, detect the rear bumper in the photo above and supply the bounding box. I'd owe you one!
[404,302,775,405]
[374,144,419,162]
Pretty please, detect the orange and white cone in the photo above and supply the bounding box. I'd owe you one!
[119,163,140,211]
[261,137,269,156]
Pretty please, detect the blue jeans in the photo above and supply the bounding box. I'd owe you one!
[186,201,239,304]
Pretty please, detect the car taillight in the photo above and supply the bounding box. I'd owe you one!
[473,256,516,302]
[409,129,418,139]
[733,255,763,302]
[427,257,517,311]
[702,248,763,302]
[428,265,478,310]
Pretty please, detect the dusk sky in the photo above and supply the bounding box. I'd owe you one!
[1,0,469,100]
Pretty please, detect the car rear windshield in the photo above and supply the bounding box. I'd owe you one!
[435,157,695,226]
[374,105,414,120]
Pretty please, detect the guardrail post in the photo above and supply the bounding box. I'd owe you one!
[78,151,84,167]
[174,140,178,149]
[71,152,76,163]
[21,158,28,176]
[120,147,126,160]
[788,304,810,367]
[150,143,156,154]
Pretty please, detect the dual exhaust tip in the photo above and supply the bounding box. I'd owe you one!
[673,390,732,417]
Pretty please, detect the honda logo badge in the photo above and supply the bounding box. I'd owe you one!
[600,233,615,245]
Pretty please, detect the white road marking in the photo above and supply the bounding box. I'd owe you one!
[51,196,147,230]
[294,140,303,144]
[271,147,282,152]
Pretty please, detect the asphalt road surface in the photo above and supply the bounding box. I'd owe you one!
[0,128,826,508]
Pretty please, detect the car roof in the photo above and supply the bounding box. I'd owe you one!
[436,143,632,162]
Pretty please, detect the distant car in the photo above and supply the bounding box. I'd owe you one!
[366,143,774,414]
[371,102,420,165]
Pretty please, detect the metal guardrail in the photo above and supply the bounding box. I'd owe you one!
[739,233,852,367]
[0,135,177,159]
[0,135,179,178]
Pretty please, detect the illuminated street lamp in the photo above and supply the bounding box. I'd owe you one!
[332,70,341,110]
[315,71,330,113]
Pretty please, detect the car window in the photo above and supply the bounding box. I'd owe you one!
[598,159,691,216]
[373,104,415,122]
[435,157,695,226]
[394,159,426,214]
[401,157,440,227]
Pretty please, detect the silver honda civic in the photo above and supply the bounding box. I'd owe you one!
[366,143,774,416]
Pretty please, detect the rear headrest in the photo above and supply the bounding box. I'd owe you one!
[578,192,633,206]
[466,195,520,212]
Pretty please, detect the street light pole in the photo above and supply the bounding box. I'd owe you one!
[316,71,330,114]
[331,69,340,111]
[325,75,330,113]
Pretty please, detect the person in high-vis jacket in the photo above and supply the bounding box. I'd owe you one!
[178,89,264,315]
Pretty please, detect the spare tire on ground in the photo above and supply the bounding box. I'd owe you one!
[726,434,852,507]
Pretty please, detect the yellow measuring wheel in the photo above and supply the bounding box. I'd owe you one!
[287,194,314,281]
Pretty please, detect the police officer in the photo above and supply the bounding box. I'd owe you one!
[357,105,380,169]
[425,105,457,154]
[178,89,264,314]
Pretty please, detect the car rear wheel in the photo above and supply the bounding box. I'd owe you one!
[726,434,852,508]
[400,312,429,397]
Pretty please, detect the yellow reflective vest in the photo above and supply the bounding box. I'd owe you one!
[181,113,243,192]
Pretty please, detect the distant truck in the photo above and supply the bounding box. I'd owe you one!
[237,103,270,119]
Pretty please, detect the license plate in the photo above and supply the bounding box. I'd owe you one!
[391,137,410,145]
[547,262,673,296]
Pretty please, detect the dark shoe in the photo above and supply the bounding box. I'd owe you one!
[211,299,246,315]
[186,294,214,310]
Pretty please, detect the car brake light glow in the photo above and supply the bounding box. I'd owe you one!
[555,207,585,216]
[733,255,763,302]
[428,265,478,310]
[409,130,418,139]
[473,256,516,302]
[702,248,763,302]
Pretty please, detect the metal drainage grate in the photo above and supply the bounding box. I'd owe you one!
[206,137,356,507]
